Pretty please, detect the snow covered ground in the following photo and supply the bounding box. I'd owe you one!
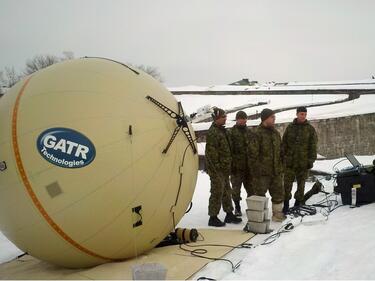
[0,232,23,264]
[175,94,375,131]
[177,155,375,280]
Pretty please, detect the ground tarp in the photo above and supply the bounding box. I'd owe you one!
[0,229,254,280]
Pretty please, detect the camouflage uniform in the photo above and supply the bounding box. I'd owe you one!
[248,124,284,204]
[205,123,234,216]
[229,125,254,202]
[282,119,318,202]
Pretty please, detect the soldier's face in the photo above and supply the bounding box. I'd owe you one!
[216,115,227,126]
[236,118,247,126]
[296,112,307,123]
[264,114,276,127]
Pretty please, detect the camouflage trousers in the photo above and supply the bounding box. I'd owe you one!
[253,174,284,204]
[284,168,309,202]
[208,173,234,216]
[230,170,254,202]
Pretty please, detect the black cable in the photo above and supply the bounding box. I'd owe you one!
[177,230,253,273]
[193,221,298,279]
[312,192,342,218]
[179,243,241,272]
[332,158,349,173]
[287,190,342,222]
[287,205,317,218]
[171,136,199,229]
[192,187,342,277]
[260,222,295,245]
[182,242,253,250]
[185,201,193,214]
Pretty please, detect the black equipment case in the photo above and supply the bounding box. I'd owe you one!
[334,168,375,205]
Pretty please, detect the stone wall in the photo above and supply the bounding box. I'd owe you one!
[277,113,375,158]
[195,113,375,159]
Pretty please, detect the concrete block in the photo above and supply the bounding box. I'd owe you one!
[246,220,270,234]
[246,195,269,211]
[246,209,265,223]
[132,263,167,280]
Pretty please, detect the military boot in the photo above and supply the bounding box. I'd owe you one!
[224,212,242,224]
[208,216,226,227]
[234,201,242,216]
[282,200,289,214]
[294,200,301,207]
[272,203,286,222]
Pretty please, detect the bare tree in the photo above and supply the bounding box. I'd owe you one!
[131,64,164,82]
[0,52,75,89]
[24,54,60,75]
[23,52,75,75]
[1,66,21,88]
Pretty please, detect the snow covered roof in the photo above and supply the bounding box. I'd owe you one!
[169,79,375,94]
[175,93,375,131]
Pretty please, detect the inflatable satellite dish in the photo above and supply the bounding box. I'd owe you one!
[0,58,198,268]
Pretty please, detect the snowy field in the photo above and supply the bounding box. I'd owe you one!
[175,94,375,131]
[177,155,375,280]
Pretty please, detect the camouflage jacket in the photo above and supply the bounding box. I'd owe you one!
[229,125,255,172]
[248,124,283,176]
[282,119,318,170]
[205,123,232,176]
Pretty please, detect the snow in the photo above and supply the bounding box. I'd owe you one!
[177,94,375,131]
[170,79,375,93]
[312,155,375,175]
[197,142,206,156]
[177,94,344,117]
[0,232,23,264]
[208,201,375,280]
[275,95,375,123]
[177,155,375,279]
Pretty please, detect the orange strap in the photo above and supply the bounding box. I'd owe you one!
[11,77,118,262]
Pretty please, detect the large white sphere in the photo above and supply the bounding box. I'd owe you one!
[0,58,198,268]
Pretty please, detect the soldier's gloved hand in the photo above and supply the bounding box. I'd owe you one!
[307,161,314,169]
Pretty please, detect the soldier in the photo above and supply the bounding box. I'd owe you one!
[205,107,242,227]
[229,111,254,216]
[282,106,318,213]
[249,108,285,222]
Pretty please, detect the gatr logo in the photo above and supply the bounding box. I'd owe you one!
[37,128,96,168]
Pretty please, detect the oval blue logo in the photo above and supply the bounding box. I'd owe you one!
[36,128,96,169]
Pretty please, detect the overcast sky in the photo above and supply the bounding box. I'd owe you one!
[0,0,374,86]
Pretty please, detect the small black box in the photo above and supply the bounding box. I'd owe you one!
[335,170,375,205]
